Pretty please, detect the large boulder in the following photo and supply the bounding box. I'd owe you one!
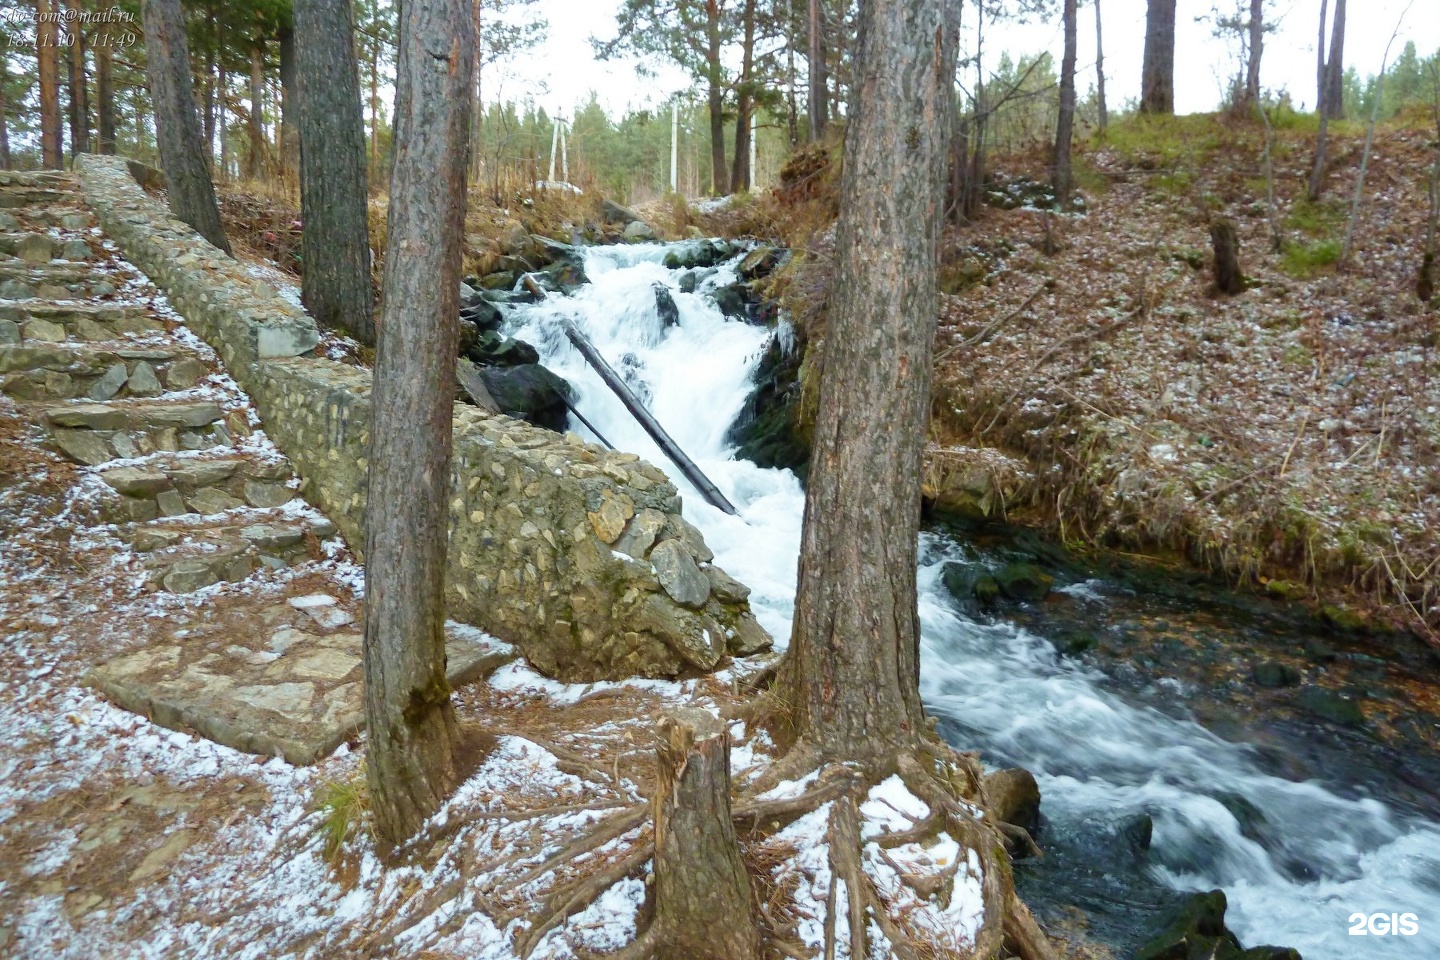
[1136,890,1301,960]
[995,562,1053,602]
[478,363,573,432]
[984,767,1040,833]
[601,198,641,224]
[466,330,540,368]
[623,220,658,242]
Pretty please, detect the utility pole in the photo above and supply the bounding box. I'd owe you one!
[671,100,679,193]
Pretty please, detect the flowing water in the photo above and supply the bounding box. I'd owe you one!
[503,242,1440,959]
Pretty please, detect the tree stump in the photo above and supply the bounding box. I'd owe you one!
[650,709,758,960]
[1210,217,1244,295]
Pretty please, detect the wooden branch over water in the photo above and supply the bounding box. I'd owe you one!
[523,273,741,517]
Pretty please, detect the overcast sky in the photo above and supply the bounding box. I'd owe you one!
[487,0,1439,120]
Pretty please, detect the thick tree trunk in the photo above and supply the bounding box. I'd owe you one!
[705,0,728,195]
[37,0,63,166]
[806,0,827,140]
[1053,0,1077,204]
[64,0,89,156]
[1140,0,1176,115]
[248,44,265,179]
[1211,218,1244,294]
[295,0,375,345]
[780,0,960,766]
[363,0,474,846]
[141,0,232,254]
[1324,0,1346,119]
[1094,0,1108,131]
[1244,0,1264,104]
[648,710,758,960]
[96,28,116,154]
[279,24,300,178]
[731,0,756,192]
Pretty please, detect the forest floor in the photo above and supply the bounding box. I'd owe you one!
[748,111,1440,642]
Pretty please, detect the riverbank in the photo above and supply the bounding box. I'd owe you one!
[732,112,1440,644]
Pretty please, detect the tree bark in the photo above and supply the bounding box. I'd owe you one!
[649,709,758,960]
[1244,0,1264,105]
[705,0,728,195]
[780,0,960,766]
[295,0,376,345]
[203,43,216,161]
[96,23,116,154]
[1053,0,1077,204]
[1094,0,1108,131]
[363,0,474,846]
[468,0,482,182]
[1308,0,1331,199]
[141,0,232,254]
[730,0,756,192]
[64,0,89,156]
[0,50,11,168]
[37,0,64,166]
[1140,0,1176,115]
[807,0,827,140]
[248,43,265,179]
[1210,217,1244,294]
[217,62,228,178]
[279,23,300,179]
[1324,0,1346,119]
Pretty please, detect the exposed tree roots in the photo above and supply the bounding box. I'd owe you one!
[487,738,1060,960]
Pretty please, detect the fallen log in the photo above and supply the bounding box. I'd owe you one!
[523,273,741,516]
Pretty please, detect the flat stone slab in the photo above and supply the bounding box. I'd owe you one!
[84,611,515,765]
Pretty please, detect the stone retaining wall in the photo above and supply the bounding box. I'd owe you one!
[75,154,771,682]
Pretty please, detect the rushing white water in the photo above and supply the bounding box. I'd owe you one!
[505,243,1440,959]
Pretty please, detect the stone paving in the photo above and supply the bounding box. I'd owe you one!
[0,169,510,764]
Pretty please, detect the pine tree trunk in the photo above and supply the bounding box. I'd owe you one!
[217,63,228,178]
[248,44,265,179]
[1324,0,1346,119]
[807,0,827,141]
[363,0,474,847]
[1140,0,1176,115]
[279,24,300,179]
[37,0,64,166]
[64,0,88,156]
[468,1,483,182]
[780,0,960,767]
[1244,0,1264,104]
[1094,0,1108,131]
[0,53,10,168]
[649,709,758,959]
[730,0,756,192]
[203,45,217,161]
[295,0,375,345]
[1210,217,1244,294]
[705,0,729,195]
[96,27,116,154]
[141,0,232,254]
[1053,0,1077,204]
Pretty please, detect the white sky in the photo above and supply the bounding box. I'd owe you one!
[488,0,1439,120]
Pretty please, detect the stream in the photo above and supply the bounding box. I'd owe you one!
[501,240,1440,959]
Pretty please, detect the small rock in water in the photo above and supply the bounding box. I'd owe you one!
[995,562,1053,602]
[653,283,679,328]
[1251,660,1300,688]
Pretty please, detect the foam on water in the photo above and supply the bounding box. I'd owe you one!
[504,243,1440,959]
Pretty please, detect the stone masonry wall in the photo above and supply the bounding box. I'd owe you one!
[75,155,771,682]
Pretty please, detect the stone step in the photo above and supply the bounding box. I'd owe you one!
[0,187,77,209]
[126,514,339,592]
[0,232,94,263]
[0,260,130,296]
[0,170,72,188]
[44,399,245,466]
[0,342,212,402]
[0,208,93,231]
[91,453,296,523]
[0,301,162,344]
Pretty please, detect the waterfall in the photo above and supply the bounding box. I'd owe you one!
[502,241,1440,959]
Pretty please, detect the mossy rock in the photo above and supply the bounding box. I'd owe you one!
[995,562,1053,602]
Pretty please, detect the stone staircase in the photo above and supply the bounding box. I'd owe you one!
[0,169,505,766]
